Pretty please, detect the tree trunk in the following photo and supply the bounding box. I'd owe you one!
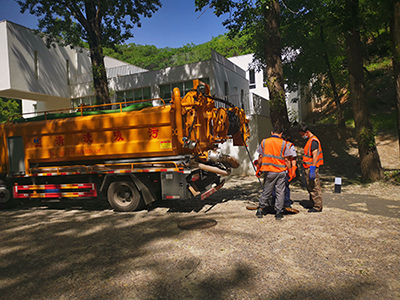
[320,26,345,127]
[263,0,289,130]
[85,1,110,104]
[89,42,110,104]
[323,53,345,127]
[390,0,400,157]
[345,0,383,182]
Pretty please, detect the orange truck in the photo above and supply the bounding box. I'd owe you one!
[0,80,249,211]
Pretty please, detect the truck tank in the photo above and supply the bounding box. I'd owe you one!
[1,80,249,174]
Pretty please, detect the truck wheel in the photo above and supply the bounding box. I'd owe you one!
[0,186,13,209]
[107,181,143,212]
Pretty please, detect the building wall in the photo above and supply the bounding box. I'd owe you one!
[0,20,141,112]
[212,51,248,107]
[286,89,301,122]
[21,100,36,116]
[5,21,74,99]
[228,54,269,100]
[228,53,320,125]
[0,21,11,92]
[73,50,249,105]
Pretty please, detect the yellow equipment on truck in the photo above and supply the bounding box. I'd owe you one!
[0,80,249,211]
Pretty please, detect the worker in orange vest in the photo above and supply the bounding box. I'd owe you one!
[271,133,297,209]
[298,123,324,212]
[255,126,292,220]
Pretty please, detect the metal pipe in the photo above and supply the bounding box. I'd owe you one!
[173,87,184,146]
[198,163,230,176]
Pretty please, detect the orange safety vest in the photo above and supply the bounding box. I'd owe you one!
[260,136,288,173]
[302,135,324,169]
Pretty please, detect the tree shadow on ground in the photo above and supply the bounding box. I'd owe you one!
[160,180,261,213]
[14,197,113,211]
[0,204,391,300]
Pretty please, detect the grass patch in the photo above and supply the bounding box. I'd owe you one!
[372,110,397,131]
[316,113,338,124]
[384,170,400,184]
[366,57,392,73]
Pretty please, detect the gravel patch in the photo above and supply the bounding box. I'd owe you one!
[1,175,399,300]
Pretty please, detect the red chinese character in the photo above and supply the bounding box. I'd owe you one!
[83,133,93,144]
[113,131,124,142]
[148,127,159,138]
[55,135,64,146]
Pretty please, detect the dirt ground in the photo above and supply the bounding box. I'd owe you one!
[0,129,399,300]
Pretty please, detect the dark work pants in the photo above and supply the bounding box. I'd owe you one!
[272,173,292,207]
[304,167,323,210]
[258,171,286,214]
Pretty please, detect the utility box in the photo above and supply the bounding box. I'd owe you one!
[161,172,188,200]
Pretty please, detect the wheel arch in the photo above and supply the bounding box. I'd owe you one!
[100,174,156,206]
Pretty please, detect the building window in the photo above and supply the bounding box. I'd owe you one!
[33,104,37,116]
[71,96,96,108]
[249,69,256,89]
[159,84,172,102]
[263,71,267,87]
[34,50,39,79]
[159,78,209,102]
[241,89,244,110]
[66,59,70,85]
[224,81,229,97]
[116,87,151,107]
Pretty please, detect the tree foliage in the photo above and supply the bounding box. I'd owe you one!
[103,34,252,71]
[16,0,162,104]
[282,0,391,126]
[281,0,348,126]
[195,0,290,130]
[0,98,22,123]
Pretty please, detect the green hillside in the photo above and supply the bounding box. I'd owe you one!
[103,34,252,71]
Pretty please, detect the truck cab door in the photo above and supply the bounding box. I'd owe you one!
[7,136,25,175]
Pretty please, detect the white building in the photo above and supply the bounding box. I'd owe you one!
[228,53,315,124]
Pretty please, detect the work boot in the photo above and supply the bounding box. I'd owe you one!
[284,206,299,214]
[256,208,264,218]
[308,207,322,213]
[275,211,284,220]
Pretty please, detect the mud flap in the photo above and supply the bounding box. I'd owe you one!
[129,174,155,205]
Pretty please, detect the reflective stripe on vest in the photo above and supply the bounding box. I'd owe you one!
[303,135,324,168]
[260,137,287,172]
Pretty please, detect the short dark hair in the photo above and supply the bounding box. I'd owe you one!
[298,123,309,133]
[272,125,283,134]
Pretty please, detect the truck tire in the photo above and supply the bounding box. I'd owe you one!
[0,185,13,209]
[107,181,143,212]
